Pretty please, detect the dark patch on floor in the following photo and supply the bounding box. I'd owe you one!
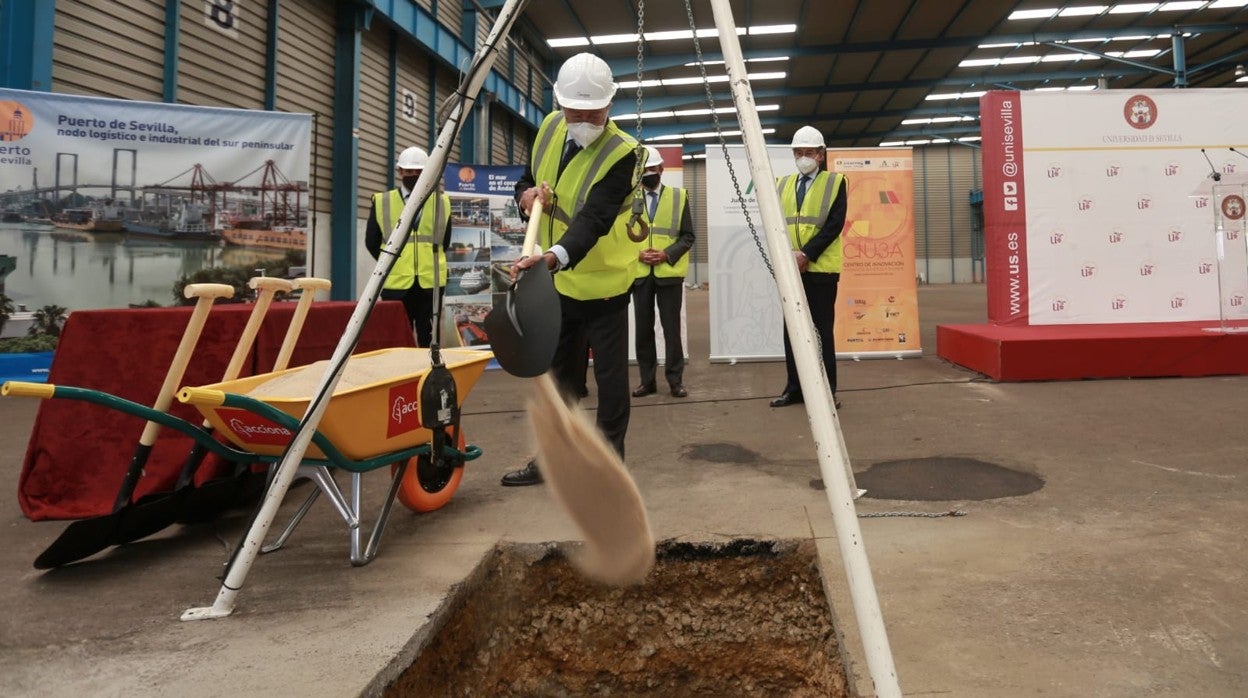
[855,457,1044,501]
[681,442,760,464]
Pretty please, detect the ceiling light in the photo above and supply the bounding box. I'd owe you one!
[1210,0,1248,7]
[1009,8,1059,20]
[1157,1,1205,10]
[1058,6,1109,17]
[1236,64,1247,77]
[1109,2,1159,12]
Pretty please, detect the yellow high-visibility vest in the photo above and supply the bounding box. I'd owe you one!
[776,172,845,273]
[531,112,638,300]
[632,185,690,279]
[374,189,449,290]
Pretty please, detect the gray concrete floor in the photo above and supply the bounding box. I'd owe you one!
[1,284,1244,697]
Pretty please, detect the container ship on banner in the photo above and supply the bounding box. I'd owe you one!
[122,202,220,242]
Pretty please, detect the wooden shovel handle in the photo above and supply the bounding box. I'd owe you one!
[218,277,294,383]
[136,283,234,447]
[273,277,331,371]
[521,198,543,258]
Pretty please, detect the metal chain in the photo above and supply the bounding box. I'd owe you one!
[683,0,773,278]
[859,510,968,519]
[634,1,645,146]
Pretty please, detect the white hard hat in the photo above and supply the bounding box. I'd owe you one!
[553,52,618,110]
[643,145,664,169]
[396,146,428,170]
[790,126,826,149]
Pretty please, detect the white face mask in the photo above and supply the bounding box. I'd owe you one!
[795,156,819,176]
[567,121,605,149]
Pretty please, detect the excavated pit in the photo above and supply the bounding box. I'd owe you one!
[385,539,849,697]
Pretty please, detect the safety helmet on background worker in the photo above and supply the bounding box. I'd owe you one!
[553,52,618,110]
[789,126,826,149]
[396,146,428,170]
[643,145,664,169]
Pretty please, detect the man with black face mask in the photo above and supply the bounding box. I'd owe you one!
[364,145,451,347]
[630,145,695,399]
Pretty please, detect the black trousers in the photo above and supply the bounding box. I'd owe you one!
[631,276,686,389]
[781,272,839,396]
[551,298,630,458]
[381,285,437,347]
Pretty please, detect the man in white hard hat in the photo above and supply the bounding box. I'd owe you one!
[770,125,847,410]
[501,52,641,487]
[364,145,451,347]
[630,145,695,399]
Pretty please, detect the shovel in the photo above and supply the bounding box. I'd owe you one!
[173,276,334,525]
[33,283,236,569]
[483,198,560,377]
[108,277,298,546]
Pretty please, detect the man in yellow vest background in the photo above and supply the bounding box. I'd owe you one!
[770,125,848,410]
[502,52,640,487]
[631,145,695,399]
[363,146,451,348]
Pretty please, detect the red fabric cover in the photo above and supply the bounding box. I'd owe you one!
[18,301,415,521]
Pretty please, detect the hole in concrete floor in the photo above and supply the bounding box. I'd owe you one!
[681,442,760,464]
[857,456,1044,501]
[385,540,848,697]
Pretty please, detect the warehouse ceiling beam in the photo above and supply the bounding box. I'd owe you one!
[603,22,1248,75]
[610,66,1153,117]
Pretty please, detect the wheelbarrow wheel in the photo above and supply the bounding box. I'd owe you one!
[393,428,466,513]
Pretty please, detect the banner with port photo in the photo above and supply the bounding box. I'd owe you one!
[707,144,920,362]
[0,88,312,312]
[627,145,688,366]
[440,163,526,352]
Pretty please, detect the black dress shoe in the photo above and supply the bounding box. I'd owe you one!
[670,385,688,398]
[632,384,657,398]
[769,392,803,408]
[500,460,543,487]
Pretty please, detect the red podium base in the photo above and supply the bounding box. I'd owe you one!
[937,321,1248,382]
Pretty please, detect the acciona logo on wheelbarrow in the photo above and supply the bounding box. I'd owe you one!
[388,380,422,438]
[221,408,294,446]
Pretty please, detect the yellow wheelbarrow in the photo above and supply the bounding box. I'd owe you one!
[3,346,493,567]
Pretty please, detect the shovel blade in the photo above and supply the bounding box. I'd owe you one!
[33,516,120,569]
[483,264,560,377]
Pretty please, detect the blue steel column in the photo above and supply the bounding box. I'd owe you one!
[264,0,280,110]
[329,3,370,299]
[1172,33,1188,88]
[164,0,180,102]
[0,0,55,90]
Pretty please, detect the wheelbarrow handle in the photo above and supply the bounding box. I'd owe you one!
[178,387,226,407]
[2,381,56,399]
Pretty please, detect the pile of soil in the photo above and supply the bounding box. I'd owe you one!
[386,539,848,696]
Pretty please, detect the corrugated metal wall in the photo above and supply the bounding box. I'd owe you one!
[434,65,462,163]
[51,0,166,99]
[684,159,709,285]
[276,0,335,215]
[913,144,982,283]
[179,2,268,109]
[359,24,396,213]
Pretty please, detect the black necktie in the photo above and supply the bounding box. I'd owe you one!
[796,175,809,209]
[558,140,581,176]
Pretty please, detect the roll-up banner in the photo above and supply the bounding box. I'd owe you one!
[706,144,920,362]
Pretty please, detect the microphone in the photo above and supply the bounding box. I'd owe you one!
[1201,148,1221,181]
[1231,147,1248,162]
